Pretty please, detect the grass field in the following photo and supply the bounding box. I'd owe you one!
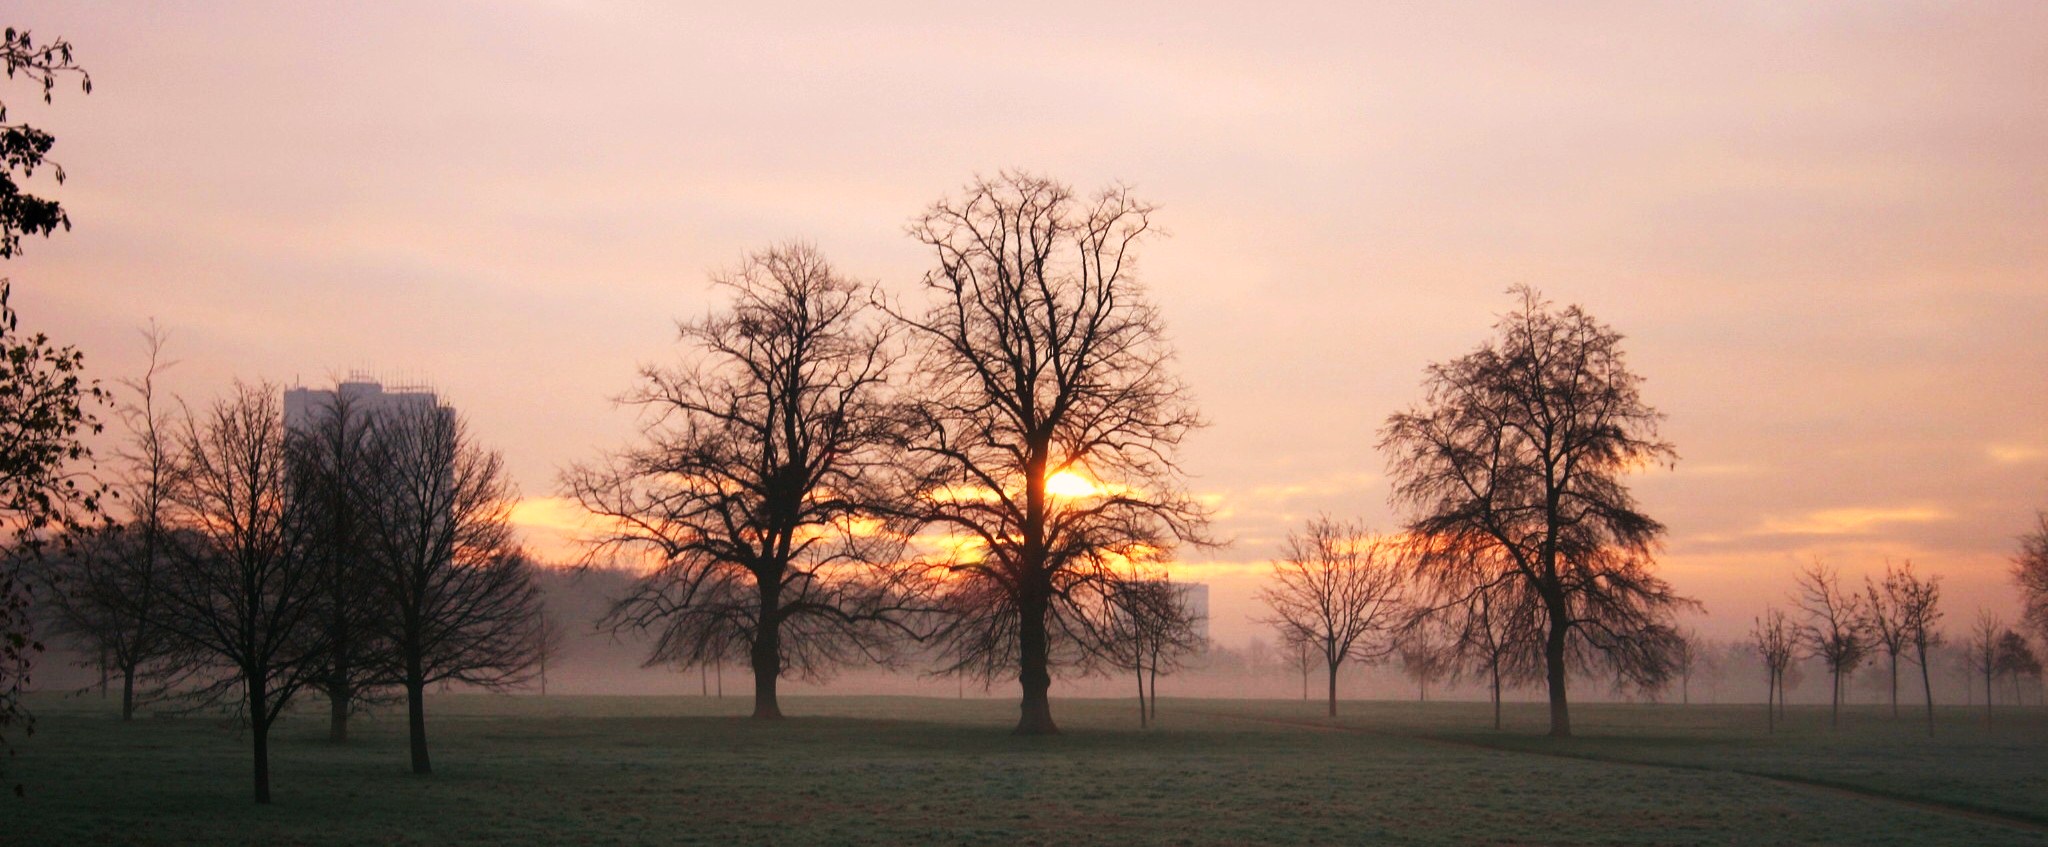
[8,692,2048,845]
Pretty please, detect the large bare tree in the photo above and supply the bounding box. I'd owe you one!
[357,400,540,775]
[156,384,326,804]
[1793,561,1870,729]
[1382,287,1689,737]
[285,388,390,743]
[895,172,1210,735]
[569,243,917,720]
[1257,518,1407,717]
[36,326,182,720]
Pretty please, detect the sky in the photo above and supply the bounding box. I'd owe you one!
[7,2,2045,646]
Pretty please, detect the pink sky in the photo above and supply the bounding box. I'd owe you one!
[8,2,2046,645]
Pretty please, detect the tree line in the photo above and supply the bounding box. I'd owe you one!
[30,339,546,802]
[1,22,2044,801]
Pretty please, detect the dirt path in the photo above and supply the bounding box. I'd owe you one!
[1194,709,2048,837]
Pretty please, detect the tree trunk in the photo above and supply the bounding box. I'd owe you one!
[1147,662,1159,723]
[120,664,137,721]
[751,576,785,720]
[1490,666,1507,732]
[406,678,432,775]
[1889,653,1899,718]
[1765,671,1775,734]
[1135,664,1147,729]
[1014,590,1057,735]
[1984,668,1993,726]
[1830,670,1841,729]
[249,677,272,804]
[329,687,350,743]
[1918,646,1934,737]
[751,606,784,720]
[1543,606,1572,737]
[1327,659,1339,718]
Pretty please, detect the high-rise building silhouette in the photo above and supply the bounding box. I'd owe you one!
[284,377,442,434]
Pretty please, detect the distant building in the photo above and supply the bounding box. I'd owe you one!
[284,377,443,434]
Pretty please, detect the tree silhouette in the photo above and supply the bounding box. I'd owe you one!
[0,28,96,791]
[285,388,391,743]
[1257,518,1406,717]
[895,172,1209,735]
[1102,578,1202,727]
[156,384,326,804]
[33,326,179,721]
[1890,564,1943,735]
[1993,629,2041,707]
[1965,610,2000,725]
[2014,511,2048,643]
[1,27,91,260]
[1793,561,1870,729]
[569,243,919,720]
[357,401,540,775]
[1750,608,1796,733]
[1382,287,1688,737]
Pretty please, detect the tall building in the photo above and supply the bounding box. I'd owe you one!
[284,378,442,434]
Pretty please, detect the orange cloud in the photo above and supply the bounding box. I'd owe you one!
[1751,506,1948,537]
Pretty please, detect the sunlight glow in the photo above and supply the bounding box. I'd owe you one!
[1045,470,1102,499]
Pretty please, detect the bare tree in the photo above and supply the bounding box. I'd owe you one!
[1793,562,1870,728]
[1103,579,1202,727]
[285,388,391,743]
[1257,519,1407,717]
[358,401,541,775]
[1751,608,1796,733]
[569,244,916,720]
[1892,565,1943,735]
[1397,622,1455,703]
[1671,629,1700,705]
[2015,511,2048,643]
[1865,559,1942,722]
[532,607,565,696]
[1280,630,1314,701]
[1431,550,1543,729]
[1994,629,2041,707]
[895,172,1210,735]
[1965,610,2000,725]
[155,384,326,804]
[35,328,187,721]
[1382,287,1689,737]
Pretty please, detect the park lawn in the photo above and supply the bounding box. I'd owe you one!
[6,692,2044,846]
[1290,696,2048,824]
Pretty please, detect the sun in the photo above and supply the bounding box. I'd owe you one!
[1044,470,1100,498]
